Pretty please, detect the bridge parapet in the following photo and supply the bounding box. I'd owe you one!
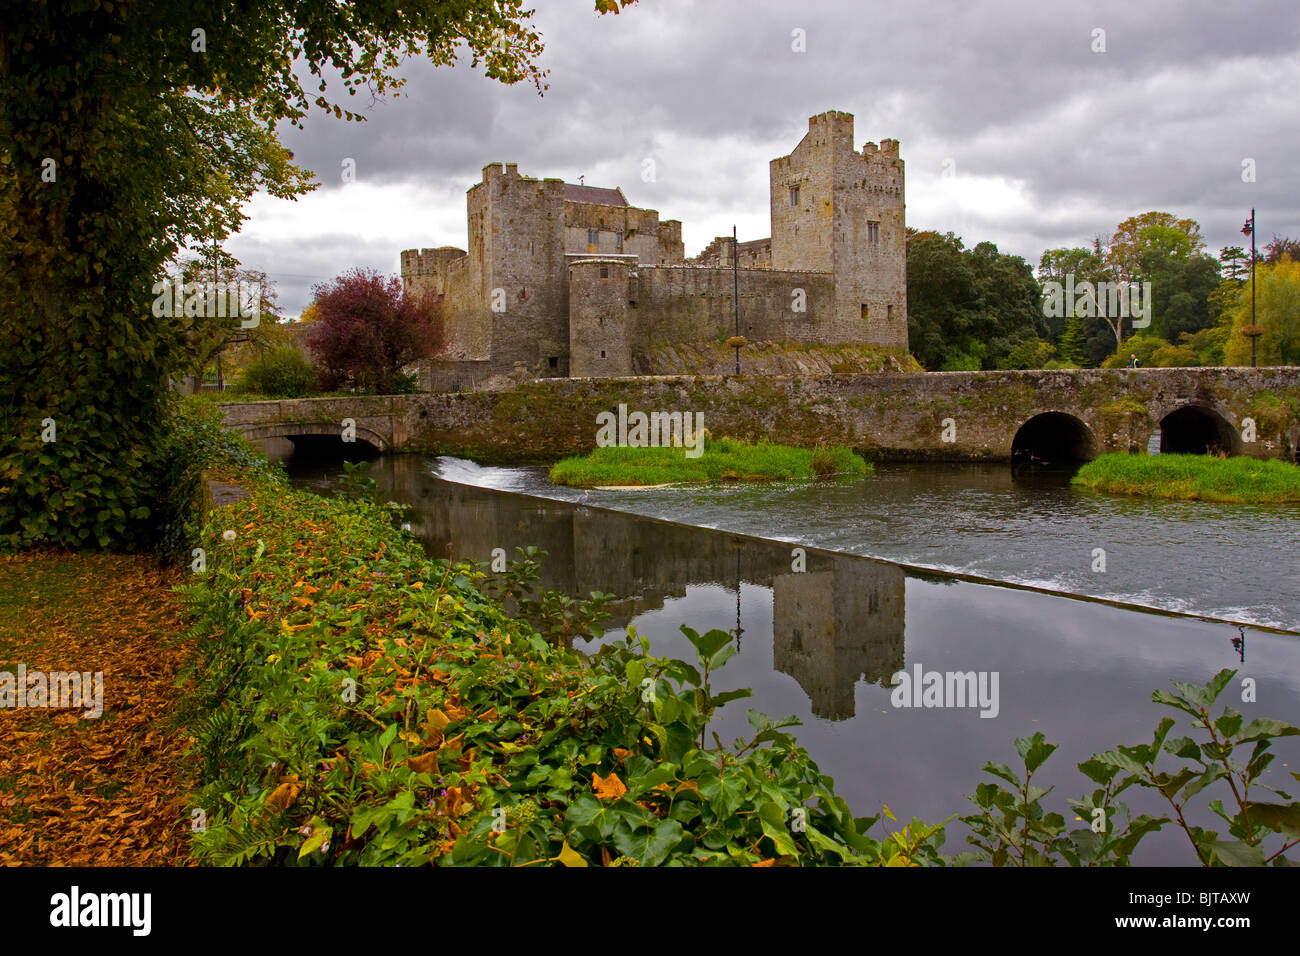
[219,367,1300,464]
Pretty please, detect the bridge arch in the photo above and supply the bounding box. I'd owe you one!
[1157,404,1239,456]
[234,422,388,454]
[1010,411,1097,464]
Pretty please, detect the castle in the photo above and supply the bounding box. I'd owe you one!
[400,110,906,389]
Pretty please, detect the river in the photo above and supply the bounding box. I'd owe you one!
[279,448,1300,865]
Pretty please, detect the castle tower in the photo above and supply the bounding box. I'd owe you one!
[770,111,907,348]
[568,258,634,377]
[467,162,570,374]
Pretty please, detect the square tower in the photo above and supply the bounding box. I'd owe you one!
[466,162,569,372]
[770,111,907,348]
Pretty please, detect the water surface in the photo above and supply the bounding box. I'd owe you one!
[281,452,1300,865]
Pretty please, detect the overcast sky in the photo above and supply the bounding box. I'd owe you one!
[225,0,1300,317]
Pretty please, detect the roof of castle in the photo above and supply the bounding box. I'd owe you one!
[564,183,628,206]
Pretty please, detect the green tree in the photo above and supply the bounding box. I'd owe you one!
[0,0,636,550]
[1224,258,1300,366]
[1144,252,1222,342]
[1177,326,1230,366]
[1105,211,1205,283]
[1219,245,1249,283]
[1037,242,1112,365]
[907,232,1043,371]
[1055,314,1087,366]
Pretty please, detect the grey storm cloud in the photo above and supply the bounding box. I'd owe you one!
[232,0,1300,314]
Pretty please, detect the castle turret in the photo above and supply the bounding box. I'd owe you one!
[769,111,907,349]
[568,258,633,377]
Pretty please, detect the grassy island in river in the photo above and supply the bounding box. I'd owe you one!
[549,437,870,488]
[1071,453,1300,504]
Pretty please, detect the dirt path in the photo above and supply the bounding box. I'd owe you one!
[0,552,196,865]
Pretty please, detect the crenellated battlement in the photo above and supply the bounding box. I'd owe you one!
[400,247,467,276]
[399,108,907,386]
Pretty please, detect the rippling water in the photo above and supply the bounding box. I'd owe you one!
[429,456,1300,632]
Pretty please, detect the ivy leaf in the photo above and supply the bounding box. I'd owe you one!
[758,801,800,857]
[556,839,588,867]
[613,819,684,867]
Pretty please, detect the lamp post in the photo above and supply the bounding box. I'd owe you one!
[1241,210,1262,368]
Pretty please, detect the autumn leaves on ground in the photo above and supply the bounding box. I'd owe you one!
[0,553,195,865]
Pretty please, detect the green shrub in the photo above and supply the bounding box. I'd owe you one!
[150,398,287,561]
[388,371,422,395]
[236,347,319,398]
[179,483,944,866]
[963,669,1299,866]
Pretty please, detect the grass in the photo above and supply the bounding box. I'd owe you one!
[549,436,870,488]
[1071,453,1300,504]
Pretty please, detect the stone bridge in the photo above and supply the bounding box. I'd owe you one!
[219,367,1300,464]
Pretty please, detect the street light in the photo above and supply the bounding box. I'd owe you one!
[1241,210,1263,368]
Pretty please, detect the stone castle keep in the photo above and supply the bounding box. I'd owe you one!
[400,110,906,388]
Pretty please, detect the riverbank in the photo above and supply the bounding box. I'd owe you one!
[549,437,869,488]
[1072,453,1300,503]
[182,432,925,866]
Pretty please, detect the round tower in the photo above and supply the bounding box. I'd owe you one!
[568,258,633,378]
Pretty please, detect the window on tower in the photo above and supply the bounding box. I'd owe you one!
[867,221,880,243]
[789,185,799,207]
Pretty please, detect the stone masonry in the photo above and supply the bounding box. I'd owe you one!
[401,110,907,389]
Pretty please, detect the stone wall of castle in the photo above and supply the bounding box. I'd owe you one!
[562,201,683,265]
[694,236,773,269]
[569,261,838,377]
[400,110,908,385]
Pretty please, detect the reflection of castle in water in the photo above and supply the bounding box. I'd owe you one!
[772,558,904,720]
[384,457,903,721]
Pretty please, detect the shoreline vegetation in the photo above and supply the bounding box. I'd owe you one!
[22,401,1282,867]
[549,437,871,488]
[5,403,1292,867]
[1072,453,1300,504]
[179,423,929,867]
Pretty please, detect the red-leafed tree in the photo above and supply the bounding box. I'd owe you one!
[306,269,442,394]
